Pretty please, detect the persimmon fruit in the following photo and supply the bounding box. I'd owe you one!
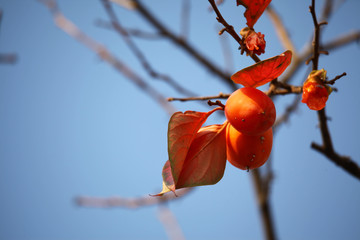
[226,123,273,170]
[225,87,276,135]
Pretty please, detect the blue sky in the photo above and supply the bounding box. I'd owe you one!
[1,0,360,239]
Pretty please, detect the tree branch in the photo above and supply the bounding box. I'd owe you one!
[75,188,192,208]
[266,5,297,55]
[101,0,197,97]
[308,0,360,181]
[41,0,176,115]
[157,204,186,240]
[133,0,236,90]
[311,108,360,181]
[273,94,301,130]
[168,92,230,102]
[208,0,261,63]
[251,169,277,240]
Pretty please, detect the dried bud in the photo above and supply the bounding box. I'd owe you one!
[240,27,266,56]
[301,69,332,111]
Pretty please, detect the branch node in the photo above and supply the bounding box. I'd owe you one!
[325,72,347,85]
[207,100,225,109]
[219,28,226,35]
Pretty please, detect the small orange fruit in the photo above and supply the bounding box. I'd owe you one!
[225,87,276,135]
[226,123,273,170]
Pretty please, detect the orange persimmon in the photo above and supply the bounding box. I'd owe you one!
[226,123,273,170]
[301,69,331,111]
[225,87,276,135]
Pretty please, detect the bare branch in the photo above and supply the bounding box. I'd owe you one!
[168,92,230,102]
[273,95,301,130]
[180,0,190,40]
[320,31,360,51]
[311,109,360,181]
[309,0,327,70]
[325,72,346,85]
[95,19,164,40]
[266,5,297,54]
[219,32,235,74]
[251,169,277,240]
[158,205,186,240]
[40,0,176,115]
[307,0,360,181]
[101,0,197,97]
[133,0,236,90]
[267,81,302,96]
[75,188,192,208]
[279,30,359,86]
[208,0,261,63]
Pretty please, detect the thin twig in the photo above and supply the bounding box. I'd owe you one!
[75,188,192,208]
[279,30,360,85]
[273,94,301,130]
[101,0,196,97]
[95,19,164,40]
[266,81,302,96]
[266,5,297,54]
[320,31,360,51]
[320,0,333,22]
[168,92,230,102]
[208,0,261,63]
[324,72,346,85]
[219,32,235,74]
[309,0,327,70]
[180,0,190,40]
[133,0,236,90]
[40,0,176,115]
[207,99,225,108]
[158,204,186,240]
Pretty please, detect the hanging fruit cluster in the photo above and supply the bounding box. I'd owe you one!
[225,87,275,170]
[152,0,300,196]
[154,51,292,196]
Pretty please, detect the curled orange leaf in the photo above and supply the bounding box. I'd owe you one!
[175,124,227,189]
[231,50,292,88]
[167,108,221,184]
[155,108,226,196]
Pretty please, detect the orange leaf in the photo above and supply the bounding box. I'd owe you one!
[237,0,272,28]
[152,160,176,196]
[155,123,227,196]
[167,108,221,184]
[154,109,225,196]
[231,50,292,88]
[176,124,227,189]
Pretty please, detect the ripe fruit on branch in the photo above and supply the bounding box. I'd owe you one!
[225,87,276,135]
[240,27,266,56]
[226,123,273,171]
[301,69,331,111]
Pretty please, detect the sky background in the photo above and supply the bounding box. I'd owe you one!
[1,0,360,239]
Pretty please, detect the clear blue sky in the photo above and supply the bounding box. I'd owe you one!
[1,0,360,239]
